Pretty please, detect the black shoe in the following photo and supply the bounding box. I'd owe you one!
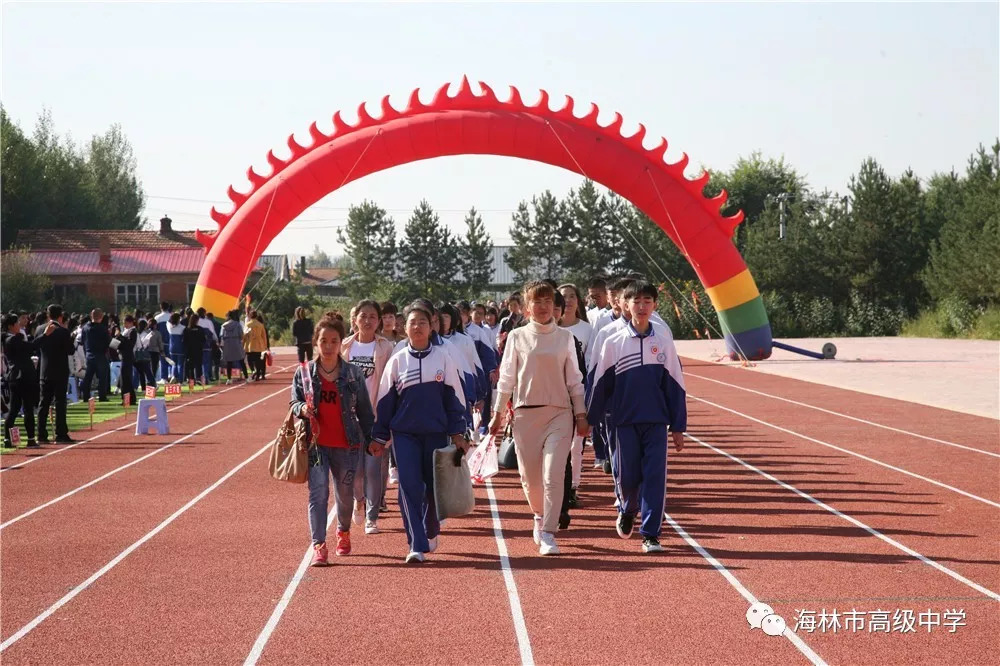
[26,439,39,448]
[567,488,579,508]
[55,435,75,444]
[642,536,664,553]
[558,511,571,530]
[98,397,110,403]
[616,512,635,539]
[602,459,612,475]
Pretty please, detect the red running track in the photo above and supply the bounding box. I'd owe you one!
[0,353,996,664]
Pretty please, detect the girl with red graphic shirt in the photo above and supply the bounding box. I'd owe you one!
[290,315,375,567]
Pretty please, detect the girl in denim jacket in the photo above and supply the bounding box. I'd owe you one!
[290,314,376,567]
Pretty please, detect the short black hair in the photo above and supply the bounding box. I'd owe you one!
[624,280,659,302]
[612,278,635,292]
[47,304,63,321]
[403,303,433,324]
[412,298,435,314]
[588,278,607,290]
[3,313,19,329]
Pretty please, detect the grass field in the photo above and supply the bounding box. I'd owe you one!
[1,380,218,450]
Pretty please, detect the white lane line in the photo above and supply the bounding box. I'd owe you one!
[0,365,296,474]
[485,479,535,666]
[684,431,1000,603]
[0,386,289,531]
[0,440,274,652]
[244,513,335,666]
[688,394,1000,510]
[685,372,1000,458]
[663,512,827,665]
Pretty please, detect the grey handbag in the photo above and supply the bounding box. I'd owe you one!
[433,444,476,521]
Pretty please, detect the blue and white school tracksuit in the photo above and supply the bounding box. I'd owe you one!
[393,333,477,428]
[465,323,498,433]
[167,323,186,382]
[587,321,687,538]
[374,345,467,554]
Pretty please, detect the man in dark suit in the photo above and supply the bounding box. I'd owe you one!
[36,304,75,444]
[81,308,111,402]
[117,314,137,406]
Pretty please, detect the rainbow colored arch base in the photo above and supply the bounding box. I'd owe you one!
[191,77,772,361]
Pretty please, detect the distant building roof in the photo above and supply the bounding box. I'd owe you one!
[299,268,342,287]
[15,228,204,251]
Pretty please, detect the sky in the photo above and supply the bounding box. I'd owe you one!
[3,1,997,258]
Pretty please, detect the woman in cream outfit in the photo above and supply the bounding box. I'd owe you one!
[488,281,589,555]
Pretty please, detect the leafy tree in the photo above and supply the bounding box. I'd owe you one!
[336,200,396,299]
[1,107,146,246]
[0,247,52,313]
[459,207,494,296]
[307,244,334,268]
[531,190,566,280]
[923,142,1000,306]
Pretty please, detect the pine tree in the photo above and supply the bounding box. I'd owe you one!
[399,199,453,302]
[531,190,565,280]
[336,200,396,300]
[506,201,538,286]
[561,180,605,284]
[460,207,494,297]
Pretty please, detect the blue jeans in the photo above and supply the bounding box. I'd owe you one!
[308,445,360,544]
[392,431,448,554]
[170,352,185,382]
[364,450,391,522]
[202,348,213,382]
[82,355,110,400]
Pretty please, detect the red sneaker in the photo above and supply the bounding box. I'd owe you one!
[310,542,329,567]
[335,530,351,556]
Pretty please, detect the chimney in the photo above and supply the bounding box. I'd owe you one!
[98,237,112,265]
[159,214,173,235]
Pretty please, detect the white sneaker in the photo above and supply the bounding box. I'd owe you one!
[364,520,379,535]
[353,499,364,526]
[388,466,399,484]
[439,519,448,529]
[428,536,438,553]
[538,532,560,556]
[405,551,425,564]
[593,459,604,469]
[532,516,543,545]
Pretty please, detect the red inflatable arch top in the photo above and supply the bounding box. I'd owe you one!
[192,77,772,360]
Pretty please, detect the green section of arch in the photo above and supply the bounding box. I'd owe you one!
[717,295,770,336]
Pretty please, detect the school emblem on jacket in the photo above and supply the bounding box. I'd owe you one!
[435,370,444,382]
[651,346,659,354]
[657,352,666,363]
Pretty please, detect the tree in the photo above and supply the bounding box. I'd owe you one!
[399,199,454,301]
[506,201,538,285]
[0,247,52,313]
[336,200,396,300]
[459,207,494,296]
[923,142,1000,306]
[561,180,605,284]
[531,190,565,280]
[1,107,147,246]
[307,244,334,268]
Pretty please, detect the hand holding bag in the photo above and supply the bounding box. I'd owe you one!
[268,407,314,484]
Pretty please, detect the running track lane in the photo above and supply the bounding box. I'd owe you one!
[668,404,999,665]
[680,366,1000,506]
[0,367,295,527]
[0,376,293,645]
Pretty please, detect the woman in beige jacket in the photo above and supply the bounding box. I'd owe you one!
[242,311,268,380]
[341,300,397,534]
[488,281,589,555]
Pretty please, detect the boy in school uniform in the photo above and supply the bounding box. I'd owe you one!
[587,281,686,553]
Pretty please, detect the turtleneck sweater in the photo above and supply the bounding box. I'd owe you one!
[494,320,586,415]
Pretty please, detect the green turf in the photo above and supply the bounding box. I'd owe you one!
[1,381,218,451]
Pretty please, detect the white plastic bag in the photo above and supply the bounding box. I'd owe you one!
[467,436,499,483]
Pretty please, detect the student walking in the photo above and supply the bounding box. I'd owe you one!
[489,281,588,556]
[292,307,315,362]
[3,314,40,447]
[290,315,375,567]
[341,300,395,534]
[587,281,687,553]
[372,303,468,564]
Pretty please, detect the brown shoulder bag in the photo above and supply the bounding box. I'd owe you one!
[268,408,314,484]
